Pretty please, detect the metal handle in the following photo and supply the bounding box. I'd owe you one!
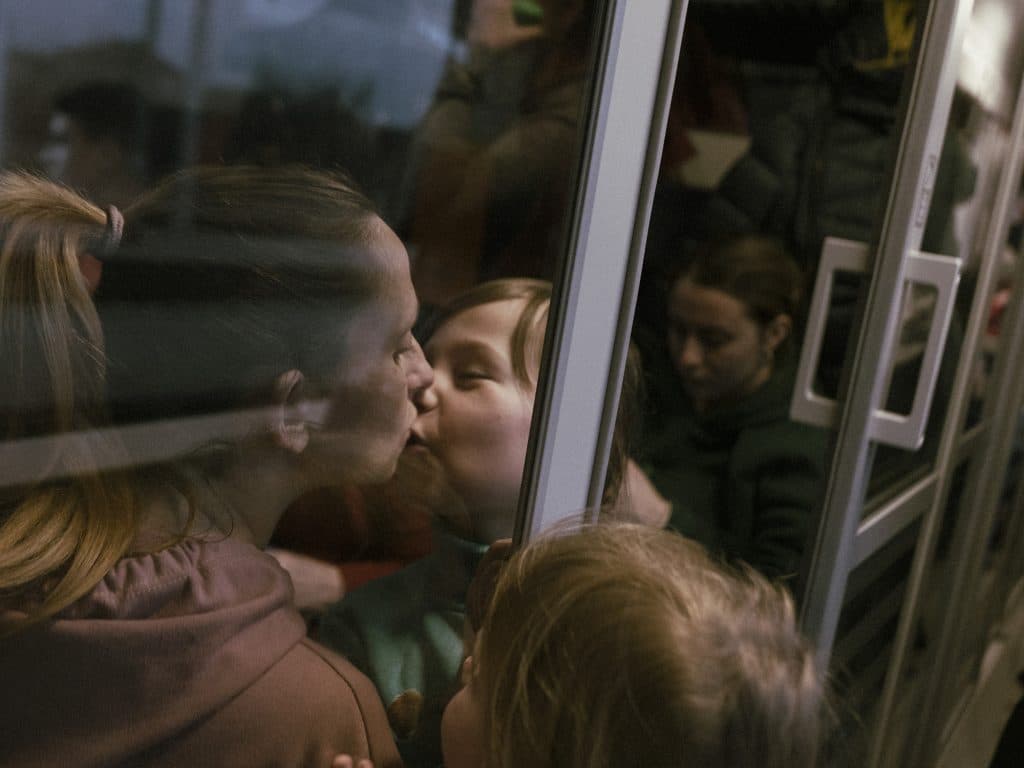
[791,236,962,450]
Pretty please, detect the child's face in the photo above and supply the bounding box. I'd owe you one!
[409,298,538,528]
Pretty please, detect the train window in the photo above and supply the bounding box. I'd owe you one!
[865,78,1024,502]
[0,2,608,766]
[630,3,897,593]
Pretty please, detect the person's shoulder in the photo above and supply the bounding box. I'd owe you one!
[258,639,402,767]
[294,636,382,693]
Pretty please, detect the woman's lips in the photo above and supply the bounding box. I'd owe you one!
[405,434,430,453]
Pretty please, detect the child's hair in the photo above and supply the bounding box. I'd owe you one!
[477,524,826,768]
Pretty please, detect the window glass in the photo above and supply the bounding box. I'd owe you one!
[0,3,605,766]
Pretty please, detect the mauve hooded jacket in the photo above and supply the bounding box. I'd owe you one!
[0,536,402,768]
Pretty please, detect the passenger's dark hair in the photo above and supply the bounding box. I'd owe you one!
[678,233,804,332]
[97,164,385,420]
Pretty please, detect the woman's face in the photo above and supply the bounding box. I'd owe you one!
[441,654,487,768]
[409,298,539,531]
[666,277,777,412]
[306,218,432,485]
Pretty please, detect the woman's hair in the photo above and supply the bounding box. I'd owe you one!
[98,164,385,420]
[678,233,804,348]
[0,165,387,631]
[477,524,826,768]
[0,172,138,631]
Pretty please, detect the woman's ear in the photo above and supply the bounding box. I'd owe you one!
[77,253,103,294]
[272,369,309,454]
[764,314,793,353]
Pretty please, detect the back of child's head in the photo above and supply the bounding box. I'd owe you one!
[477,523,825,768]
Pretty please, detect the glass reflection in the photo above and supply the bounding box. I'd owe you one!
[0,2,603,766]
[0,165,428,766]
[630,2,919,590]
[868,0,1024,499]
[633,234,827,595]
[403,0,596,305]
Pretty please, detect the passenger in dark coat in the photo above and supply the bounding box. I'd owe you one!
[632,234,827,589]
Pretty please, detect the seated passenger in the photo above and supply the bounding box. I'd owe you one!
[338,523,829,768]
[0,167,432,767]
[631,234,827,589]
[316,278,648,767]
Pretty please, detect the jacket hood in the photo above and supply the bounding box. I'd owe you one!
[1,536,305,768]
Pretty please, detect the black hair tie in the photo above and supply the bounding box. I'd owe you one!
[93,205,124,261]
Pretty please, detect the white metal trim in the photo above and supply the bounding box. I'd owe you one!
[517,0,686,540]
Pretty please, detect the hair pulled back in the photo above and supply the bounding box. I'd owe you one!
[682,234,804,332]
[0,172,137,631]
[1,165,387,632]
[100,164,384,420]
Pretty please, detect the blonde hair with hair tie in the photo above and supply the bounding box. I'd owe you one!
[0,172,138,633]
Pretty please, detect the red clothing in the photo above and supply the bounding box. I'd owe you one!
[0,537,401,768]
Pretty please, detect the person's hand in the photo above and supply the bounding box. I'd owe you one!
[616,460,671,529]
[267,548,345,611]
[331,755,373,768]
[468,0,544,50]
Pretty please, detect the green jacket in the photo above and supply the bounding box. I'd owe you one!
[318,527,487,768]
[641,358,827,585]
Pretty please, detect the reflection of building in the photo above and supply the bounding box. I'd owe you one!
[3,42,183,173]
[228,0,454,130]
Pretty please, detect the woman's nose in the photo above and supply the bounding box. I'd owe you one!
[405,337,434,395]
[406,339,437,412]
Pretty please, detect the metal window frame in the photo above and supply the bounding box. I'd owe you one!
[902,75,1024,761]
[798,0,975,664]
[515,0,689,542]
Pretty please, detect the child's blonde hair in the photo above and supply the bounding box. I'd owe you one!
[477,523,825,768]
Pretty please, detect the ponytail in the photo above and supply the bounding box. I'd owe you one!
[0,172,138,632]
